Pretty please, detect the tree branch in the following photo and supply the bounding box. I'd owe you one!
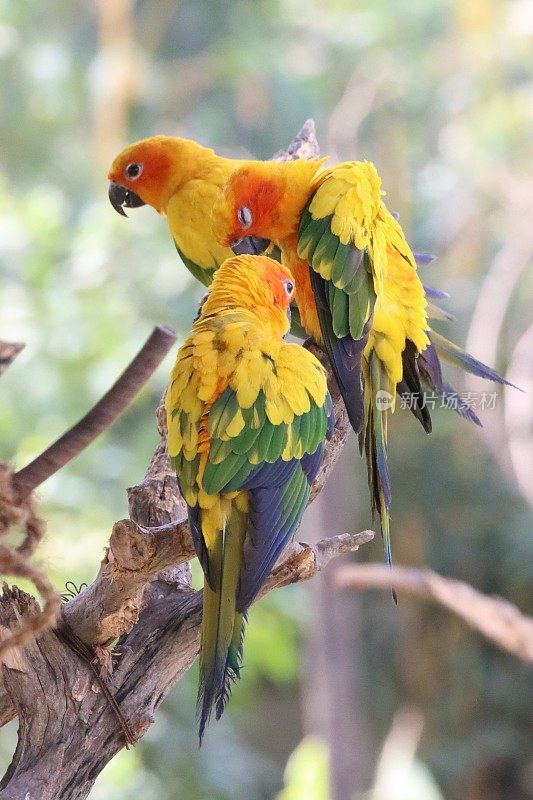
[272,118,320,161]
[0,343,24,377]
[0,531,372,800]
[0,326,177,667]
[333,563,533,664]
[12,325,177,500]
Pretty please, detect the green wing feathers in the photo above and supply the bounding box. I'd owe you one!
[174,242,216,288]
[298,196,376,342]
[298,192,376,433]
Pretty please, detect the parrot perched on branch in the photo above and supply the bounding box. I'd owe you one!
[213,157,513,568]
[165,254,333,740]
[107,133,511,568]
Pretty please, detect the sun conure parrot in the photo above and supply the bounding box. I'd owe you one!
[165,253,333,740]
[107,135,238,286]
[212,157,512,569]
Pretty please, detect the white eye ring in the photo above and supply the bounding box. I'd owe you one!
[125,162,143,181]
[237,206,253,230]
[283,279,295,297]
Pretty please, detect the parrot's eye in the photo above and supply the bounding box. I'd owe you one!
[237,206,253,230]
[124,162,143,181]
[283,279,295,298]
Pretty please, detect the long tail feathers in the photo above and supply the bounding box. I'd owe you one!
[409,328,518,430]
[198,508,247,743]
[429,331,518,388]
[398,340,432,433]
[361,353,396,601]
[358,262,516,591]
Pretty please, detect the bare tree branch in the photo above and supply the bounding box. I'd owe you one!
[12,325,176,499]
[272,118,320,161]
[0,343,24,377]
[0,326,177,665]
[333,563,533,664]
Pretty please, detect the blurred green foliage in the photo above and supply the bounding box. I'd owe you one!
[0,0,532,798]
[277,736,330,800]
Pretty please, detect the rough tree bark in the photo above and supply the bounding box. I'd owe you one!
[0,124,374,799]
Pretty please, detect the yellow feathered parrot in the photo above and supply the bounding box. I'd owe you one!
[213,157,512,569]
[108,134,296,287]
[165,254,333,740]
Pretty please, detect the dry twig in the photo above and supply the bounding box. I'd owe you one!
[334,563,533,664]
[55,618,136,748]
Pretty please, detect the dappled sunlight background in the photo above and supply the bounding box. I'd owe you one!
[1,1,532,798]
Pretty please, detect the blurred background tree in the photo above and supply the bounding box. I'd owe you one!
[0,0,532,798]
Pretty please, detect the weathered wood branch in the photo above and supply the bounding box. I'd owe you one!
[0,530,372,800]
[334,563,533,664]
[12,325,177,499]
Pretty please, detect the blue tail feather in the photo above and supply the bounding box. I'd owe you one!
[422,283,449,300]
[430,331,517,388]
[414,252,438,267]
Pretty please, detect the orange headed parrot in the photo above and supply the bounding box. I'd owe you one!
[165,254,333,740]
[213,157,513,569]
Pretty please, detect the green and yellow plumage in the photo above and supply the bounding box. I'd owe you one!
[108,134,512,575]
[295,162,431,561]
[297,160,430,398]
[214,157,429,562]
[166,254,333,739]
[215,156,512,568]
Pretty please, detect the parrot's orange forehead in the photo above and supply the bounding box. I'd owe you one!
[257,258,294,310]
[107,139,172,185]
[221,165,284,243]
[211,255,295,316]
[227,166,283,211]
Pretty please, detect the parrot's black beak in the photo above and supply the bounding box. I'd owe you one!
[108,182,146,217]
[230,236,271,256]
